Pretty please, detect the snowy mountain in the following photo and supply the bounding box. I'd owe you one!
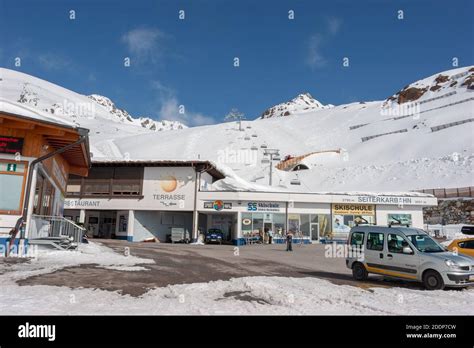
[260,92,333,118]
[88,94,186,131]
[0,68,186,146]
[384,67,473,106]
[1,66,473,193]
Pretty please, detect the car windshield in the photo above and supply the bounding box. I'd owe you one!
[407,234,444,253]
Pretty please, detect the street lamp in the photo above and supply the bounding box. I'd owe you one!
[264,148,280,186]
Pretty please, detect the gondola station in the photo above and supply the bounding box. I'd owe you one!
[62,160,437,245]
[0,105,438,250]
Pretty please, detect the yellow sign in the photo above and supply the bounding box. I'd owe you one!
[332,204,375,215]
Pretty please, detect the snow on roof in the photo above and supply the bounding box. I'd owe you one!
[0,99,77,129]
[91,157,227,179]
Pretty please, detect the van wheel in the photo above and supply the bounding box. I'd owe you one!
[423,270,445,290]
[352,263,368,281]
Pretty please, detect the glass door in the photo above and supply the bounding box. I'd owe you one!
[311,223,320,243]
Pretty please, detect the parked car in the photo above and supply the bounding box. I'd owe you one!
[447,238,474,258]
[346,226,474,290]
[205,228,223,244]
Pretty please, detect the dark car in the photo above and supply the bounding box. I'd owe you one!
[205,228,224,244]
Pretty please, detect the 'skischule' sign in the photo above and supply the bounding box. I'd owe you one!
[0,135,24,155]
[332,204,375,215]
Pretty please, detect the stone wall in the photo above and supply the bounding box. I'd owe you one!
[423,198,474,225]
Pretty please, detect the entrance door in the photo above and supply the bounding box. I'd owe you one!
[99,212,116,239]
[85,212,100,238]
[310,223,319,243]
[264,222,273,243]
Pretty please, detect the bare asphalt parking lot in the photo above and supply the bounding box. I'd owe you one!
[14,240,425,296]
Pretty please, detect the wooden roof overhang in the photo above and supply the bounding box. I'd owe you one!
[0,111,91,177]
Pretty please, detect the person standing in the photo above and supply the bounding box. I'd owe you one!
[268,229,273,244]
[286,231,293,252]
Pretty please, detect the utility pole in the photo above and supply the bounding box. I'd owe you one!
[225,108,245,131]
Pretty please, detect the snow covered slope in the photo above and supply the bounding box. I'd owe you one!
[0,68,186,147]
[260,92,333,118]
[97,66,474,192]
[1,66,472,192]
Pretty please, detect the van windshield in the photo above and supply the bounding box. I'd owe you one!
[407,234,444,253]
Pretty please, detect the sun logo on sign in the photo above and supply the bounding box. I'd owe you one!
[160,175,178,193]
[213,200,224,211]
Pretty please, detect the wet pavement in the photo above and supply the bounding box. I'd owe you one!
[16,239,424,296]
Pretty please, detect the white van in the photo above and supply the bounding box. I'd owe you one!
[346,226,474,290]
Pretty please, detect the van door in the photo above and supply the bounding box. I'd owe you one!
[384,233,419,280]
[364,231,386,272]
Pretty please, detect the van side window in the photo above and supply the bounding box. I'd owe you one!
[350,232,364,246]
[388,234,406,253]
[367,232,384,251]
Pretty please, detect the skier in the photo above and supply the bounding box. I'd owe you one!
[286,231,293,252]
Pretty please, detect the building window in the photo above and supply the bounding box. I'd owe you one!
[241,212,287,240]
[33,172,56,216]
[0,160,27,214]
[66,166,144,197]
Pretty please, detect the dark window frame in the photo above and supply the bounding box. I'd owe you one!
[350,231,365,246]
[66,166,144,198]
[367,232,385,251]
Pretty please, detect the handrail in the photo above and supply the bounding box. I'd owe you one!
[32,215,85,231]
[29,215,85,245]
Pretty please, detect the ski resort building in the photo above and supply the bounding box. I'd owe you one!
[63,161,438,245]
[0,104,91,252]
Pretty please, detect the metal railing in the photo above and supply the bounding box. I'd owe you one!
[29,215,85,245]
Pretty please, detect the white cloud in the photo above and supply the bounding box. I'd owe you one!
[306,16,342,69]
[327,17,342,35]
[121,28,166,64]
[306,34,326,69]
[159,97,215,127]
[38,53,72,71]
[151,80,215,127]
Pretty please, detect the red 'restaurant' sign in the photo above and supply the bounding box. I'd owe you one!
[0,136,24,154]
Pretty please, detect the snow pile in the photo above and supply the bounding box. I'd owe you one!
[0,241,154,282]
[260,92,333,118]
[0,241,472,315]
[0,274,472,315]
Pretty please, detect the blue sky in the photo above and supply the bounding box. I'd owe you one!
[0,0,472,125]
